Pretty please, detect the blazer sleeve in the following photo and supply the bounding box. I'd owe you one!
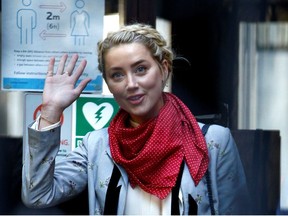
[22,123,88,209]
[206,124,250,214]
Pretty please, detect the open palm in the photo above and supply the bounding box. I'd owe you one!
[41,54,91,121]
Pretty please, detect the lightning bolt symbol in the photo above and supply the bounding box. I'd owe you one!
[95,106,105,123]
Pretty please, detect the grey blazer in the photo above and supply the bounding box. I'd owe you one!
[22,122,249,215]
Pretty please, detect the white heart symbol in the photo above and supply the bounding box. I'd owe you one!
[82,102,114,130]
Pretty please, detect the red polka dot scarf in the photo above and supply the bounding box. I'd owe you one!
[108,92,209,199]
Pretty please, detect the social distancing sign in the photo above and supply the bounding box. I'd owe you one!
[1,0,104,92]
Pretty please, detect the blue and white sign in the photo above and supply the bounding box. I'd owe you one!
[1,0,104,92]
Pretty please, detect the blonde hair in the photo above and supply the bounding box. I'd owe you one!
[97,23,174,79]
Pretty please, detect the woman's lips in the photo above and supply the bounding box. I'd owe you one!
[128,94,144,104]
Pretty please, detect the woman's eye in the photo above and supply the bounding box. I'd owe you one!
[111,72,123,80]
[135,66,146,73]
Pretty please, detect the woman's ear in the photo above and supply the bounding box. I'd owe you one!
[162,60,169,82]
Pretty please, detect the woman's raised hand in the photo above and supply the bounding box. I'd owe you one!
[40,53,91,128]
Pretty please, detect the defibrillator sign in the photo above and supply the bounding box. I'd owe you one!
[72,95,119,149]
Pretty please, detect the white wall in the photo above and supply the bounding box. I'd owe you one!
[0,10,24,137]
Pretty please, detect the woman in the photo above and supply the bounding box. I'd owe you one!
[22,23,249,215]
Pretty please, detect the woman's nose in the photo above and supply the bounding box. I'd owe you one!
[126,74,138,88]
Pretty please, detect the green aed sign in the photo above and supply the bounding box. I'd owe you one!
[72,94,119,149]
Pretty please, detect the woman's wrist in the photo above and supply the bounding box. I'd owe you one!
[39,106,62,128]
[38,114,61,130]
[40,103,62,124]
[40,115,58,125]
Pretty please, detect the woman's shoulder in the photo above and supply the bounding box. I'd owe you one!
[198,122,230,136]
[198,122,234,151]
[86,127,109,137]
[81,128,110,151]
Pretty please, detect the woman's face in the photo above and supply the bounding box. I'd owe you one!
[104,43,168,124]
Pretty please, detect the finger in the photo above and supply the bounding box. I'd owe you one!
[71,58,87,81]
[47,57,55,77]
[74,78,92,96]
[65,54,79,75]
[56,54,68,75]
[71,59,91,94]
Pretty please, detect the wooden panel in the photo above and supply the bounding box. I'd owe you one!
[231,129,281,214]
[124,0,156,26]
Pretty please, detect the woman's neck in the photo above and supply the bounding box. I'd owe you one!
[129,118,140,128]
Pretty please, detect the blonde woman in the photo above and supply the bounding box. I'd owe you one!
[22,23,249,215]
